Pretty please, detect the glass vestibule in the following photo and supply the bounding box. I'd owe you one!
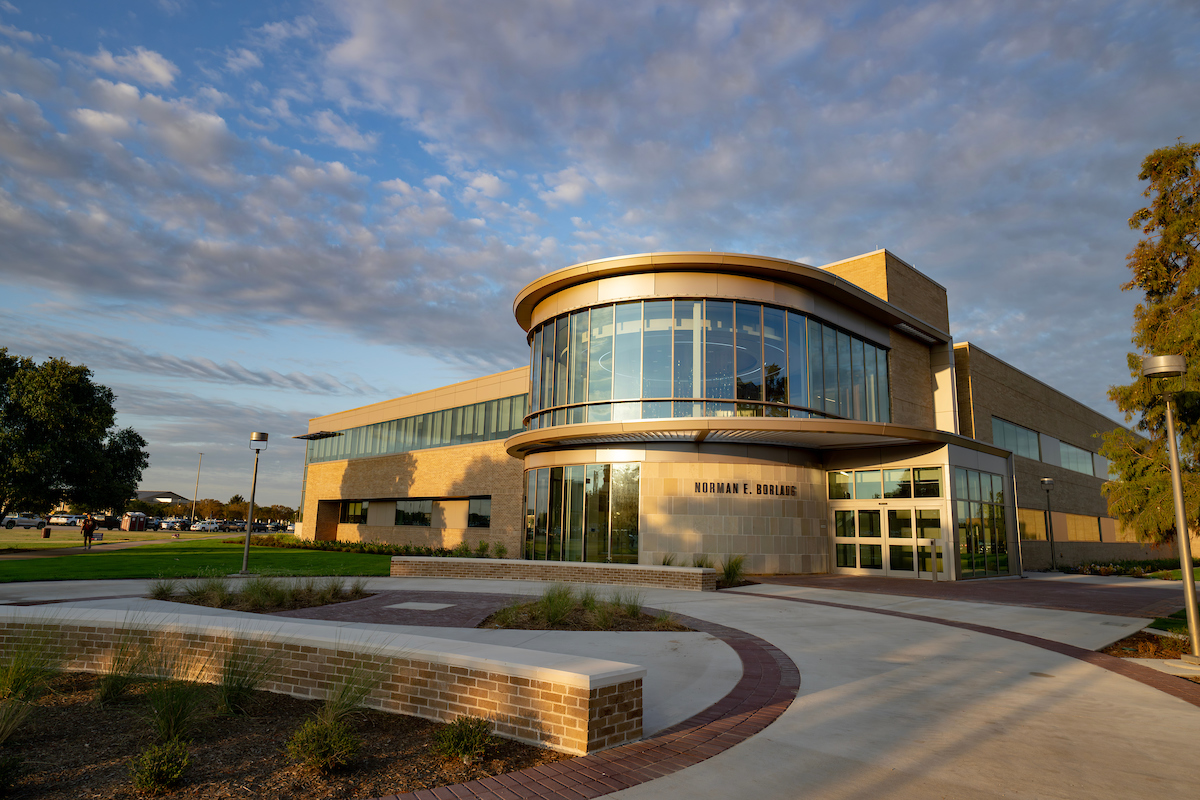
[829,466,948,579]
[953,467,1010,578]
[527,299,890,428]
[524,463,640,563]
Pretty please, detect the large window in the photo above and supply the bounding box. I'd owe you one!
[527,300,890,428]
[523,463,639,563]
[306,394,527,464]
[828,467,943,499]
[467,497,492,528]
[991,418,1040,460]
[954,468,1009,578]
[340,501,368,524]
[395,499,433,527]
[1060,442,1095,476]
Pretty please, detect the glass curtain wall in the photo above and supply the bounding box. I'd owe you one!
[523,463,639,563]
[306,394,528,464]
[954,467,1009,578]
[526,300,890,429]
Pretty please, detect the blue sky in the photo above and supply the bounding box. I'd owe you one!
[0,0,1196,507]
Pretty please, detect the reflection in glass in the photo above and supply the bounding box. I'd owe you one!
[852,338,866,420]
[524,471,537,559]
[735,302,762,402]
[613,302,642,400]
[837,331,852,417]
[834,509,855,537]
[763,306,787,412]
[914,467,942,498]
[566,466,584,561]
[887,509,913,538]
[588,306,613,402]
[585,464,610,563]
[787,311,807,409]
[706,301,735,399]
[610,464,640,563]
[548,467,564,560]
[859,543,883,569]
[534,469,549,560]
[883,468,912,498]
[858,509,882,537]
[569,310,589,405]
[822,323,839,416]
[554,316,569,408]
[855,470,882,500]
[643,301,673,399]
[837,543,856,567]
[828,472,852,500]
[674,301,702,399]
[889,545,914,571]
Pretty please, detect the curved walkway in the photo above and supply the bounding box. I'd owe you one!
[6,575,1200,799]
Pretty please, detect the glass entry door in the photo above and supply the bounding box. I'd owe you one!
[834,506,946,579]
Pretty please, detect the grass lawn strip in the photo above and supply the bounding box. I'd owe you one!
[0,539,390,582]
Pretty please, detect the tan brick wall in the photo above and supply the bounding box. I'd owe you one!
[956,342,1120,519]
[888,332,936,428]
[820,249,951,332]
[302,440,525,555]
[0,613,641,755]
[390,557,718,591]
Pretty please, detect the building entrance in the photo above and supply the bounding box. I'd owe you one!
[833,505,947,579]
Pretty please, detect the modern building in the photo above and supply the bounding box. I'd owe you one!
[297,250,1131,580]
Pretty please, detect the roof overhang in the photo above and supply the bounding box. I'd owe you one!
[512,251,951,345]
[504,417,1010,460]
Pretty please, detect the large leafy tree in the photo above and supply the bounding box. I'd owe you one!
[0,349,149,521]
[1102,140,1200,541]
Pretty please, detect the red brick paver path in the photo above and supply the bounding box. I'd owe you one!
[368,612,801,800]
[756,574,1186,618]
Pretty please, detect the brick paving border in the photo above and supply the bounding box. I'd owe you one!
[368,612,801,800]
[726,589,1200,709]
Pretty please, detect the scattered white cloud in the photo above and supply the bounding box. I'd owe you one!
[224,47,262,73]
[310,108,378,150]
[84,46,179,88]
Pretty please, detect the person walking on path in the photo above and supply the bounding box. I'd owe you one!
[80,514,96,550]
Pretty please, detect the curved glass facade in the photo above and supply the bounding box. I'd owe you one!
[527,299,890,428]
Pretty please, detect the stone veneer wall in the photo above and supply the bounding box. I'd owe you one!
[0,611,642,755]
[637,457,827,575]
[1020,540,1195,571]
[390,557,718,591]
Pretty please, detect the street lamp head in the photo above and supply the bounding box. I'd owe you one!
[249,432,269,451]
[1040,477,1054,490]
[1141,354,1187,379]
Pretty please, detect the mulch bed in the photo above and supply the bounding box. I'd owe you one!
[1101,630,1191,660]
[7,672,566,799]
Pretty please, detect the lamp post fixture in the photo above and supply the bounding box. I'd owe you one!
[1141,355,1200,661]
[189,453,203,526]
[241,433,268,575]
[1040,477,1056,571]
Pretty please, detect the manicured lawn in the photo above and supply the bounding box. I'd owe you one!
[0,539,391,582]
[1149,608,1196,635]
[1146,567,1200,581]
[0,529,214,551]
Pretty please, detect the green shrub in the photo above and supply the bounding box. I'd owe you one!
[493,543,508,559]
[240,575,288,611]
[475,540,490,557]
[286,717,361,772]
[315,577,345,605]
[578,586,599,612]
[593,603,616,630]
[435,716,493,764]
[129,739,190,795]
[183,572,233,606]
[216,639,277,716]
[347,577,369,599]
[720,554,747,586]
[144,680,208,742]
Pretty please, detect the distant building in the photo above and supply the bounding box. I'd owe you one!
[296,250,1151,579]
[135,490,191,505]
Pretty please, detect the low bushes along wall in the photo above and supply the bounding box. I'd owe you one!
[0,609,643,755]
[391,557,718,592]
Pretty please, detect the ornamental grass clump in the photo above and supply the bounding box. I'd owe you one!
[215,637,278,716]
[147,576,178,601]
[538,584,576,626]
[183,572,233,606]
[720,554,747,587]
[286,716,360,773]
[0,624,62,747]
[240,575,288,611]
[95,624,149,706]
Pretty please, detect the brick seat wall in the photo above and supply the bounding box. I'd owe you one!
[390,557,718,591]
[0,609,643,754]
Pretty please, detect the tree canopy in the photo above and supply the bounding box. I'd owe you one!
[0,349,148,521]
[1102,140,1200,541]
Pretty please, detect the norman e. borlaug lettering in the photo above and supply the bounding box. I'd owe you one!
[694,482,797,496]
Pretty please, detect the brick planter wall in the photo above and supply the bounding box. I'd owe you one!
[390,557,718,591]
[0,609,642,755]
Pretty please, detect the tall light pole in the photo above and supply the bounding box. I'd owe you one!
[241,433,268,575]
[1040,477,1056,571]
[190,453,203,525]
[1141,355,1200,661]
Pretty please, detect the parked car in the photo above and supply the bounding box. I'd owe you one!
[89,515,119,530]
[49,513,84,526]
[191,520,221,532]
[4,513,45,529]
[286,522,296,532]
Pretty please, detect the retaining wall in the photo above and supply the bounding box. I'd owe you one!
[0,609,643,754]
[1020,540,1192,571]
[390,557,718,591]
